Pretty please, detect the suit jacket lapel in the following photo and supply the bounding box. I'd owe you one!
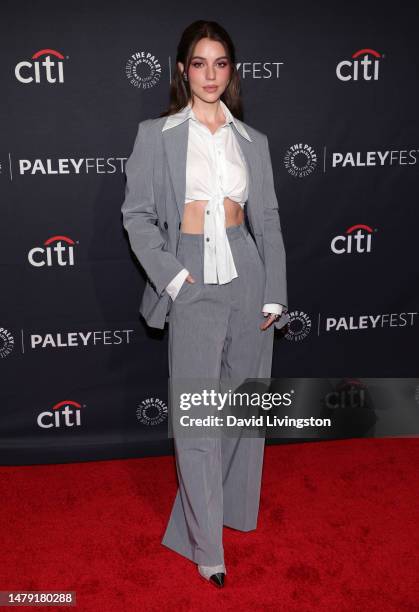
[231,122,262,234]
[162,119,189,223]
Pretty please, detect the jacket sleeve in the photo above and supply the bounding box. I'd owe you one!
[262,303,284,316]
[261,134,290,330]
[121,121,186,297]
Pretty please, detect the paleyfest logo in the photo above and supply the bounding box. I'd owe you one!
[336,48,383,81]
[125,51,162,89]
[15,48,66,84]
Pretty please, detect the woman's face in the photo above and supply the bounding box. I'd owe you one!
[178,37,232,104]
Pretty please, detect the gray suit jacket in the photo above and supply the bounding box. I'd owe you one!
[121,114,290,331]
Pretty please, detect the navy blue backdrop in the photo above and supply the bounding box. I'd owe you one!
[1,0,418,464]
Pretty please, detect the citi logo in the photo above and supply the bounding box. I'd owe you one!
[28,235,77,267]
[331,224,375,254]
[324,379,367,410]
[336,48,382,81]
[37,400,82,429]
[15,48,66,84]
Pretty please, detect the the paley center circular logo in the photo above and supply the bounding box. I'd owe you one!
[284,143,317,178]
[125,50,162,89]
[136,397,168,426]
[0,327,15,358]
[284,310,312,342]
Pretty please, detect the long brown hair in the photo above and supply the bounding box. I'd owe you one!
[159,20,244,120]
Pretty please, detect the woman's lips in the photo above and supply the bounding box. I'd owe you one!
[203,85,218,91]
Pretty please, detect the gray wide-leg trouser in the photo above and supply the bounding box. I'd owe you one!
[161,223,275,566]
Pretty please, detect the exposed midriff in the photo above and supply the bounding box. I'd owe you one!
[180,197,245,234]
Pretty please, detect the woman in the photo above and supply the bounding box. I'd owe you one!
[121,20,289,588]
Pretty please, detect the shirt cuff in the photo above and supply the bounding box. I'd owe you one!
[262,303,283,316]
[165,268,189,301]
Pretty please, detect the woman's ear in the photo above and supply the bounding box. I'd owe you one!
[177,61,184,76]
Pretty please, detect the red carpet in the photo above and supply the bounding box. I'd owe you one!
[1,438,418,611]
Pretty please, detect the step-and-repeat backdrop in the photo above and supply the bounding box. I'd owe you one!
[1,1,418,464]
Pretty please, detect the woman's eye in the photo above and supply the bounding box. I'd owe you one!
[191,62,228,68]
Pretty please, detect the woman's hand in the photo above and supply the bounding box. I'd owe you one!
[260,311,279,331]
[185,273,196,284]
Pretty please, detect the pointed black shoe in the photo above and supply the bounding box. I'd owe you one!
[209,572,225,588]
[198,563,227,586]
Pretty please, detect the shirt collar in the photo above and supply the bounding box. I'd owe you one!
[162,98,252,142]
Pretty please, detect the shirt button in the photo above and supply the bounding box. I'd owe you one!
[206,210,210,215]
[206,237,210,242]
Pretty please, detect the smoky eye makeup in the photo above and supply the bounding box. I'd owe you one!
[191,61,229,69]
[190,56,230,65]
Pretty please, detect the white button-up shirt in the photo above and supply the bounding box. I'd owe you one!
[162,99,282,317]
